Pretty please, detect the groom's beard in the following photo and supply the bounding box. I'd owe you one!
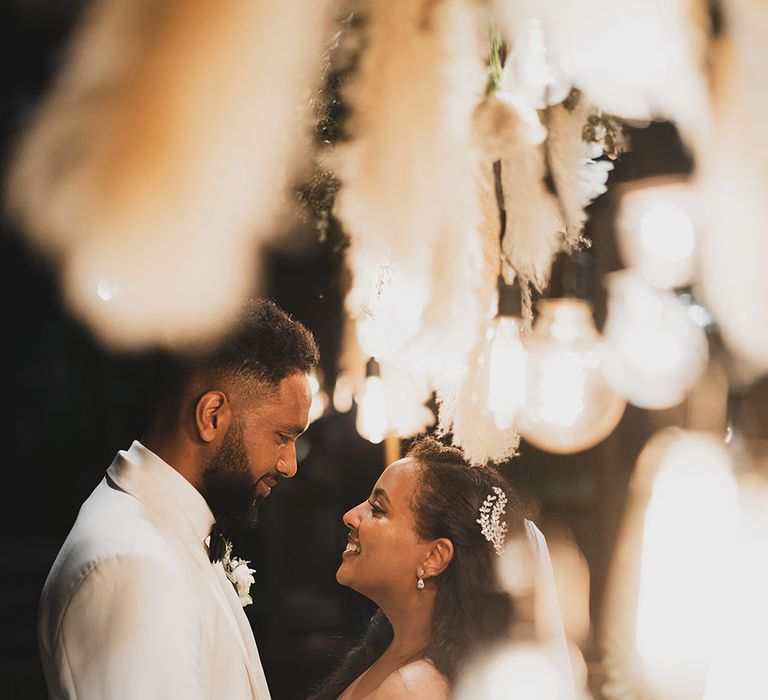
[200,418,261,530]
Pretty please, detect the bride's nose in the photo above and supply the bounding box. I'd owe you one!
[343,501,365,529]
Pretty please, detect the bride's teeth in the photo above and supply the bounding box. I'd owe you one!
[345,542,359,553]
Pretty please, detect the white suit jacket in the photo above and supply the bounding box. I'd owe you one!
[38,441,271,699]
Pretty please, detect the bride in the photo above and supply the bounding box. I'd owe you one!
[310,436,532,699]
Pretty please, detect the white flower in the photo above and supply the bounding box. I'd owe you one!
[229,560,256,606]
[220,542,256,607]
[579,157,613,199]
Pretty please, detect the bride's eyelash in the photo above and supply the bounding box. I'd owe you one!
[367,499,384,516]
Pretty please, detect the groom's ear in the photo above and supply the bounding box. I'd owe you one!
[195,390,230,443]
[423,538,454,579]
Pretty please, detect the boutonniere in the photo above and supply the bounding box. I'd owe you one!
[220,541,256,607]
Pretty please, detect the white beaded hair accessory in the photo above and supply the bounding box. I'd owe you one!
[476,486,508,555]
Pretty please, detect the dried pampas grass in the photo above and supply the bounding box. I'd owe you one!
[500,136,564,293]
[547,98,613,248]
[334,0,486,379]
[8,0,334,348]
[493,0,710,141]
[438,336,522,466]
[472,78,564,296]
[436,163,521,465]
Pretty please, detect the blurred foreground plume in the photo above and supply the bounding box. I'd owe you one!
[436,164,523,465]
[696,0,768,377]
[494,0,710,135]
[8,0,334,348]
[333,0,487,382]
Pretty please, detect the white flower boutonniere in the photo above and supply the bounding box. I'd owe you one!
[220,541,256,607]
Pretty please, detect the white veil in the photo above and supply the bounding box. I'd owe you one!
[454,520,577,700]
[525,519,576,700]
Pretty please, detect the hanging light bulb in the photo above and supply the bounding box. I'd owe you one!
[603,429,740,700]
[704,473,768,700]
[355,258,422,361]
[355,358,388,444]
[474,278,527,430]
[486,316,527,428]
[380,364,435,438]
[636,430,738,698]
[617,178,698,290]
[602,271,709,409]
[520,298,625,453]
[332,371,355,413]
[307,370,328,425]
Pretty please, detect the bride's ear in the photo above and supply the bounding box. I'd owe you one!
[423,538,454,579]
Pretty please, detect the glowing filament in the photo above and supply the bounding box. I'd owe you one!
[486,317,527,429]
[355,375,387,444]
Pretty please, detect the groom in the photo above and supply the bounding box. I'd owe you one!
[38,299,319,699]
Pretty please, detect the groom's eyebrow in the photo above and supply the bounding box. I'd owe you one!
[276,423,306,439]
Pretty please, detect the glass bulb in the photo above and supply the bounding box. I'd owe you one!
[603,271,709,409]
[355,259,423,360]
[355,374,387,444]
[633,430,739,698]
[380,365,435,438]
[704,473,768,700]
[520,299,625,454]
[475,315,527,430]
[617,179,697,289]
[307,371,327,425]
[332,372,354,413]
[640,203,694,264]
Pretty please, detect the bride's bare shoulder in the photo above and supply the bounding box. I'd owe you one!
[371,659,450,699]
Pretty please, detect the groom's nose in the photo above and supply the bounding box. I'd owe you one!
[276,442,298,479]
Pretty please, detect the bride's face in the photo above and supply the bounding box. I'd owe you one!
[337,458,430,602]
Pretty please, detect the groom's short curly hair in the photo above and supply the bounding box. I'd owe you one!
[199,298,319,386]
[152,298,319,407]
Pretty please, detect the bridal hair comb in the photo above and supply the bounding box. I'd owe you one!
[476,486,508,555]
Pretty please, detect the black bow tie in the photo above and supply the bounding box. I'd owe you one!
[208,520,228,563]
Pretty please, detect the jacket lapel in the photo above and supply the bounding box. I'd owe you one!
[211,564,271,698]
[106,451,267,698]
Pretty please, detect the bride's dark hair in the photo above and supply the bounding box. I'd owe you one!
[309,436,525,699]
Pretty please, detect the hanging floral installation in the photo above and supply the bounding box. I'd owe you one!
[9,0,754,462]
[547,98,619,248]
[331,0,487,385]
[319,2,635,463]
[434,158,524,465]
[8,0,768,696]
[493,0,711,139]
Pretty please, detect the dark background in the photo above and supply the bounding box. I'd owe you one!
[0,3,713,699]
